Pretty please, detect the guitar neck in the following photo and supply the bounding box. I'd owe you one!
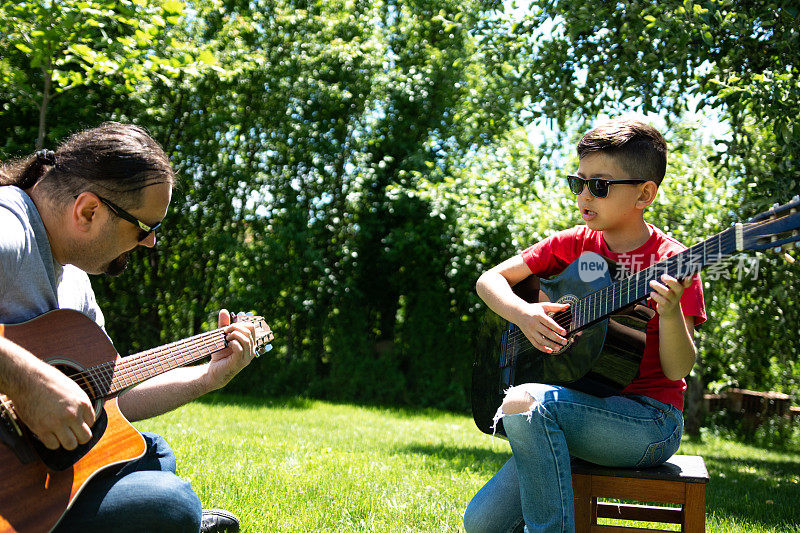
[88,328,228,398]
[571,226,740,332]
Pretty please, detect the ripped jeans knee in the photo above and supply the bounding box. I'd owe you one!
[501,387,537,415]
[491,386,542,434]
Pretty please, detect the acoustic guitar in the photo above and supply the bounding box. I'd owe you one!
[0,309,273,533]
[472,196,800,436]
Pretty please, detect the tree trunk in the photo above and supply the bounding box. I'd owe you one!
[36,65,52,149]
[684,361,705,436]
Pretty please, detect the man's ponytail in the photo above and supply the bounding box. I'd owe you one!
[0,149,58,190]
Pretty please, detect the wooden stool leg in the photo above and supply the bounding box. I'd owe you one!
[683,482,706,533]
[573,473,592,533]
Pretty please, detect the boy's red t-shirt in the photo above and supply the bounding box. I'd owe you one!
[521,224,707,410]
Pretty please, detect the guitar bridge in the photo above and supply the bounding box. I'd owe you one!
[0,407,37,464]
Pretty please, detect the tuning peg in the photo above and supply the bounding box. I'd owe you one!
[234,311,254,323]
[255,344,273,357]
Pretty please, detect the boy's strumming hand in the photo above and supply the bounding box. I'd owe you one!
[649,274,691,318]
[518,302,570,354]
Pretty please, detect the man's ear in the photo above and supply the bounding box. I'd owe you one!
[72,192,103,233]
[635,181,658,209]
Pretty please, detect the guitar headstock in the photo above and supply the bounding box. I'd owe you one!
[740,195,800,253]
[235,312,274,356]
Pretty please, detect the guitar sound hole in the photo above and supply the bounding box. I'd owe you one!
[31,409,108,471]
[51,362,104,416]
[548,295,576,355]
[21,361,111,470]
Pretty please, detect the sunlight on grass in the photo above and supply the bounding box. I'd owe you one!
[135,394,800,532]
[136,395,510,532]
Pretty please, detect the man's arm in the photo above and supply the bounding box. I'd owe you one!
[0,336,95,450]
[117,309,257,422]
[0,209,95,450]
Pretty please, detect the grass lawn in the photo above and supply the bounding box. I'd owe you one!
[135,394,800,532]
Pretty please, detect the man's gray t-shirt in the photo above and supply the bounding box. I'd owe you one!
[0,185,104,328]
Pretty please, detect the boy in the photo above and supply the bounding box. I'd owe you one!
[463,118,706,533]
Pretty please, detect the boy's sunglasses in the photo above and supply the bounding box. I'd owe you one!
[75,193,161,241]
[566,175,649,199]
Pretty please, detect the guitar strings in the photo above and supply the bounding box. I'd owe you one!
[113,331,227,391]
[60,328,229,400]
[1,328,234,420]
[503,228,738,347]
[60,316,266,399]
[111,331,227,388]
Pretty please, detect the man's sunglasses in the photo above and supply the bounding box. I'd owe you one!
[566,175,649,199]
[76,193,161,241]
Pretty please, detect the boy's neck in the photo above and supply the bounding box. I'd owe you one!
[600,218,652,254]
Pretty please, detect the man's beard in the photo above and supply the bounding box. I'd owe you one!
[104,252,129,276]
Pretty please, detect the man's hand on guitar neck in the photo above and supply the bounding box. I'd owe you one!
[117,308,259,422]
[0,336,95,451]
[203,309,258,391]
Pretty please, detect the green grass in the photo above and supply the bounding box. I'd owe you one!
[681,434,800,532]
[135,394,800,532]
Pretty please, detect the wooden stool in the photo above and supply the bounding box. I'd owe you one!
[571,454,709,532]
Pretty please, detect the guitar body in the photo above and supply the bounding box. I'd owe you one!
[472,253,655,436]
[0,310,146,533]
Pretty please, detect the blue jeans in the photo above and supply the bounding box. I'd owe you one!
[463,384,683,533]
[54,432,202,533]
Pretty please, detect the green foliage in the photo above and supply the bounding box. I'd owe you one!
[0,0,797,413]
[705,409,800,452]
[0,0,207,149]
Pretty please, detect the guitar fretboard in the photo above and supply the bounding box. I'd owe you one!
[570,226,739,333]
[71,329,228,400]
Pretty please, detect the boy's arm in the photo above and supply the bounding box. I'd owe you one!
[476,255,569,353]
[649,274,697,380]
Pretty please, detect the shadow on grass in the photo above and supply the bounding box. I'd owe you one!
[194,392,316,411]
[395,443,510,476]
[701,454,800,530]
[400,440,800,530]
[196,391,478,420]
[191,395,799,530]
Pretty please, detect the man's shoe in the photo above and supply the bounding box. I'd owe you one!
[200,508,240,533]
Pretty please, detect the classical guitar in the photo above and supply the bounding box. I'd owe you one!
[472,196,800,436]
[0,310,273,533]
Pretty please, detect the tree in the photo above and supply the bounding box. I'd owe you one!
[3,0,795,420]
[0,0,198,150]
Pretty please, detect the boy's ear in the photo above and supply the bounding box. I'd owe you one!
[635,181,658,209]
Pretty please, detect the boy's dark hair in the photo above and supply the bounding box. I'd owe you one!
[0,122,174,209]
[577,119,668,185]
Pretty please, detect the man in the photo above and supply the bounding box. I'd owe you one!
[0,122,255,532]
